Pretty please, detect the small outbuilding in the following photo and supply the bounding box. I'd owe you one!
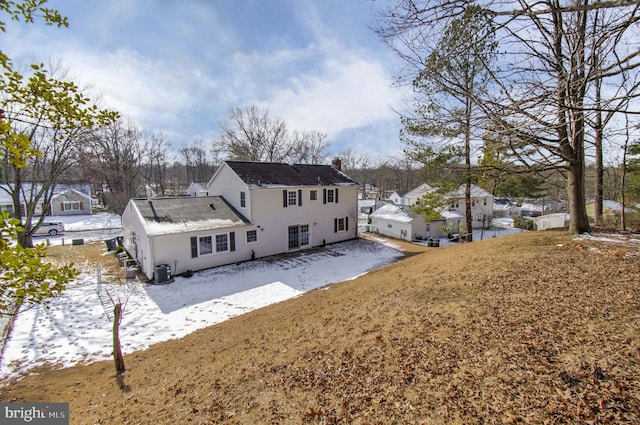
[534,213,570,230]
[369,203,446,242]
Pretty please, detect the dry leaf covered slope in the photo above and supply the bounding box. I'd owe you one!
[2,231,640,424]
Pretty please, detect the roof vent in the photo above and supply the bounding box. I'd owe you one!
[209,203,216,210]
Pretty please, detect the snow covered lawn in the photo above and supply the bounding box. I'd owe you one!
[1,233,406,380]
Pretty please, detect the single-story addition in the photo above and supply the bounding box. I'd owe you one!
[121,196,254,280]
[369,203,446,242]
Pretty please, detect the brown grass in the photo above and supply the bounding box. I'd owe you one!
[2,231,640,424]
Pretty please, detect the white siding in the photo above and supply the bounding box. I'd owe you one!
[150,226,256,276]
[248,186,358,258]
[207,165,252,219]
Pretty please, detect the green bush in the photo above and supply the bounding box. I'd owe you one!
[514,217,536,230]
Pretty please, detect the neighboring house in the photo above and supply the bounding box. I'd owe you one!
[519,203,545,217]
[187,182,209,197]
[358,199,377,215]
[447,184,494,228]
[404,183,435,206]
[388,191,407,206]
[122,160,359,280]
[0,182,92,217]
[586,200,636,217]
[493,201,520,218]
[50,188,92,216]
[369,203,446,242]
[534,213,570,230]
[441,209,466,231]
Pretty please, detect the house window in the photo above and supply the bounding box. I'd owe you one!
[246,229,257,243]
[199,236,213,255]
[63,201,80,211]
[333,217,349,233]
[483,198,487,206]
[288,191,298,206]
[388,223,393,229]
[310,190,317,201]
[240,191,246,208]
[323,188,338,204]
[426,223,430,232]
[216,234,228,252]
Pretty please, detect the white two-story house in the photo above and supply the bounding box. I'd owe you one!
[122,160,359,281]
[447,184,494,229]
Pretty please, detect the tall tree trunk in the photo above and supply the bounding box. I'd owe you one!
[113,303,126,376]
[567,161,590,234]
[464,94,473,242]
[593,72,604,227]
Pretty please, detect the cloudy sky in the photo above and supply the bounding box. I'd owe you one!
[3,0,407,159]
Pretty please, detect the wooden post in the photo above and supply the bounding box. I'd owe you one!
[113,303,126,375]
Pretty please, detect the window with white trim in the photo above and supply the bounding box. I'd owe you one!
[310,190,317,201]
[288,191,298,206]
[246,229,257,243]
[240,191,246,208]
[327,189,335,203]
[215,234,228,252]
[199,236,213,255]
[63,201,80,211]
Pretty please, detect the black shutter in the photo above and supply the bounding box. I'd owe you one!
[335,188,339,203]
[283,190,288,208]
[298,189,302,206]
[190,236,198,258]
[230,232,235,252]
[323,189,327,204]
[334,218,338,233]
[345,216,349,231]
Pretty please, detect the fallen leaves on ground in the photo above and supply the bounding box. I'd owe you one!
[2,231,639,424]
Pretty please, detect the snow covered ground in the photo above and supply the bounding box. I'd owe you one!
[1,214,408,380]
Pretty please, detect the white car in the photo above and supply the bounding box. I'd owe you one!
[33,221,65,236]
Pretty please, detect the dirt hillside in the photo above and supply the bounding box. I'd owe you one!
[2,231,640,424]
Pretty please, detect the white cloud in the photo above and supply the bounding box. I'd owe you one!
[265,57,401,137]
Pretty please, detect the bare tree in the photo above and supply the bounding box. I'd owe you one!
[179,140,213,183]
[1,59,117,247]
[289,130,330,164]
[79,120,148,215]
[377,0,640,234]
[213,105,290,162]
[212,105,330,164]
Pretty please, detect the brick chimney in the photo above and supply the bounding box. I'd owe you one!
[331,157,342,171]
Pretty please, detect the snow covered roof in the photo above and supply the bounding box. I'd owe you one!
[369,203,418,223]
[405,183,434,199]
[130,196,250,236]
[224,161,358,188]
[452,184,492,198]
[520,203,543,212]
[440,209,465,219]
[188,182,209,190]
[0,182,92,203]
[358,199,376,207]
